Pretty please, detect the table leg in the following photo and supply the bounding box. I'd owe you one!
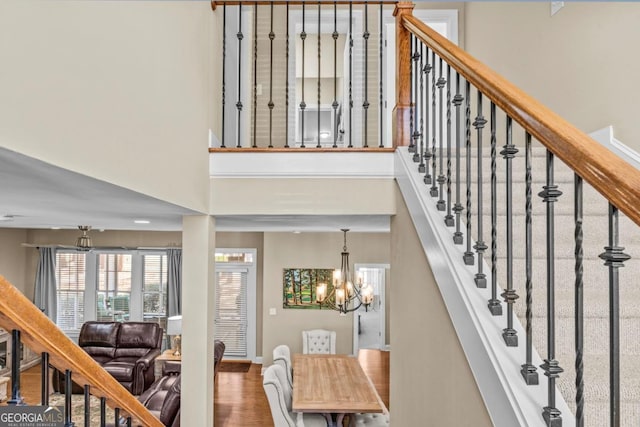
[336,413,346,427]
[323,413,333,426]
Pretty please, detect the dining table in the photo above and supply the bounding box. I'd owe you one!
[292,353,384,427]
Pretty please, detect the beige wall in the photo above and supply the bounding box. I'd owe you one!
[390,186,491,426]
[0,0,213,212]
[262,231,389,365]
[465,2,640,151]
[0,229,29,296]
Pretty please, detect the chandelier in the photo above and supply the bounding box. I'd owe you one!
[315,229,374,314]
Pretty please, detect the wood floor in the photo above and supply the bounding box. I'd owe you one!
[7,349,390,426]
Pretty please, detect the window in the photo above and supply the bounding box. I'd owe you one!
[142,254,168,333]
[56,252,86,332]
[97,254,132,322]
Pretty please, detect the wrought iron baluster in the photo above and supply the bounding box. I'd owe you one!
[126,417,132,427]
[429,50,438,198]
[348,2,353,148]
[422,47,432,185]
[285,3,289,148]
[317,2,322,148]
[41,352,49,405]
[268,2,275,148]
[115,408,120,427]
[417,42,425,169]
[300,2,307,148]
[599,203,630,427]
[436,58,446,211]
[408,34,415,154]
[473,92,487,286]
[487,102,501,314]
[236,4,243,148]
[8,330,22,405]
[462,80,474,265]
[539,148,563,427]
[363,2,369,148]
[444,64,454,227]
[332,1,338,148]
[411,39,420,160]
[84,385,91,427]
[252,3,258,148]
[452,72,463,243]
[221,3,226,148]
[574,173,585,426]
[100,396,107,427]
[501,116,519,345]
[64,370,72,427]
[521,131,538,382]
[379,2,383,148]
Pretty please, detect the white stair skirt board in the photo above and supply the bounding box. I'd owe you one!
[395,147,575,427]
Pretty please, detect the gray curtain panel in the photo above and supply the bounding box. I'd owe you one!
[34,247,57,321]
[167,248,182,316]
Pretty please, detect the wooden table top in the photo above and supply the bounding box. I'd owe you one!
[292,354,384,414]
[156,349,182,362]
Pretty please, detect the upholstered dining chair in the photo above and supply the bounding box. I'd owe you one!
[273,344,293,388]
[302,329,336,354]
[263,364,328,427]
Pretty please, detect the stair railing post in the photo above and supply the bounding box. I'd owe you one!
[392,2,415,148]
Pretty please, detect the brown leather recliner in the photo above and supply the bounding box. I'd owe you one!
[137,361,181,427]
[53,321,162,395]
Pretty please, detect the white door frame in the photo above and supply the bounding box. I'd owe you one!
[352,263,389,354]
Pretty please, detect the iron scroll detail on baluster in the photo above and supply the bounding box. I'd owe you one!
[473,92,487,288]
[452,72,463,244]
[487,102,502,316]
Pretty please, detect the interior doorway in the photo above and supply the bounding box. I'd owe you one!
[353,264,389,354]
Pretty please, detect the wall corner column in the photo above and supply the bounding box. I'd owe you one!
[181,215,216,426]
[392,2,414,148]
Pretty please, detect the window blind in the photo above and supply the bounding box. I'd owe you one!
[215,269,248,357]
[55,252,86,331]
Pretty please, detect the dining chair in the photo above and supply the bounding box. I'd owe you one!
[263,364,329,427]
[302,329,336,354]
[273,344,293,388]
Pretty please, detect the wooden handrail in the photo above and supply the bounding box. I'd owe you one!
[0,276,163,427]
[401,14,640,228]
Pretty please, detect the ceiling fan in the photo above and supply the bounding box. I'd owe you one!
[21,225,100,251]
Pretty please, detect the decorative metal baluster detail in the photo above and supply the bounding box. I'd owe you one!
[348,2,353,148]
[444,64,454,227]
[125,417,132,427]
[285,3,289,148]
[115,408,120,427]
[411,39,420,160]
[422,47,433,185]
[84,385,91,427]
[574,174,585,426]
[332,1,338,148]
[539,149,563,427]
[408,34,415,154]
[429,50,438,198]
[487,102,501,314]
[417,42,425,170]
[317,2,321,148]
[64,370,72,427]
[300,2,306,148]
[236,4,243,148]
[100,396,107,427]
[501,116,519,345]
[268,2,275,148]
[252,3,258,148]
[473,92,487,286]
[221,3,226,148]
[452,72,463,243]
[41,352,50,405]
[379,2,384,148]
[363,2,369,148]
[463,80,474,265]
[8,330,22,405]
[599,203,630,427]
[436,58,447,211]
[521,132,538,382]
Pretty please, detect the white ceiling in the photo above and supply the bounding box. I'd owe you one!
[0,147,390,233]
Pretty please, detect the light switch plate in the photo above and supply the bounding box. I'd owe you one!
[551,1,564,16]
[269,307,277,316]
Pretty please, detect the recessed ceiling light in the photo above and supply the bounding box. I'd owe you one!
[51,227,60,230]
[293,230,301,234]
[134,220,150,224]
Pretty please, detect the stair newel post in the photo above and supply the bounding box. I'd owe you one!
[429,49,438,198]
[8,329,22,405]
[473,91,487,287]
[100,396,107,427]
[574,173,585,427]
[268,2,275,148]
[462,80,474,265]
[599,203,629,427]
[84,385,91,427]
[501,116,519,346]
[521,131,538,383]
[539,148,563,427]
[436,57,447,211]
[487,102,502,314]
[452,72,463,244]
[41,352,50,406]
[300,1,307,148]
[236,4,243,148]
[417,42,425,168]
[411,35,420,156]
[444,64,454,227]
[392,2,414,148]
[64,370,73,427]
[422,46,433,185]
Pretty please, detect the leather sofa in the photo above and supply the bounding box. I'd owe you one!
[213,339,225,377]
[138,361,181,427]
[53,321,162,395]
